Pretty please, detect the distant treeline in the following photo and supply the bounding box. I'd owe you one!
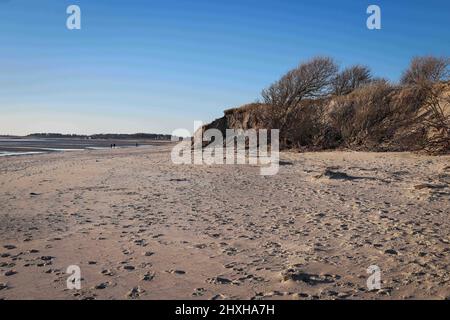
[27,133,172,140]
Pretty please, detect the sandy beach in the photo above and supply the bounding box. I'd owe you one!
[0,145,449,300]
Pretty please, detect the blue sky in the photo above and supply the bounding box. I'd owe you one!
[0,0,449,135]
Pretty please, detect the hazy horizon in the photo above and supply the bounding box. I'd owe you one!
[0,131,175,137]
[1,0,449,135]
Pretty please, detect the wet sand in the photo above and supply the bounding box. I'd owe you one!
[0,138,168,155]
[0,145,449,300]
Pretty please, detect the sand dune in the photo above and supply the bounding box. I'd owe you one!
[0,145,449,299]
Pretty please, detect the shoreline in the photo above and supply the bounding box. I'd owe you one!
[0,139,174,158]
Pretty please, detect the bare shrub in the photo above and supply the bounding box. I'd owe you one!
[261,57,338,134]
[401,56,450,86]
[331,65,372,96]
[262,56,338,106]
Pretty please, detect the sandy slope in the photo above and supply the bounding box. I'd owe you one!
[0,145,449,300]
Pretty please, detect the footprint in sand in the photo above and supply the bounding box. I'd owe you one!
[280,266,340,285]
[192,288,206,296]
[142,272,155,281]
[101,269,115,276]
[4,270,18,276]
[206,276,233,285]
[166,269,186,275]
[127,286,144,299]
[123,265,135,271]
[384,249,398,255]
[94,282,111,290]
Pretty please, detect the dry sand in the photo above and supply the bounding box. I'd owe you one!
[0,145,449,300]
